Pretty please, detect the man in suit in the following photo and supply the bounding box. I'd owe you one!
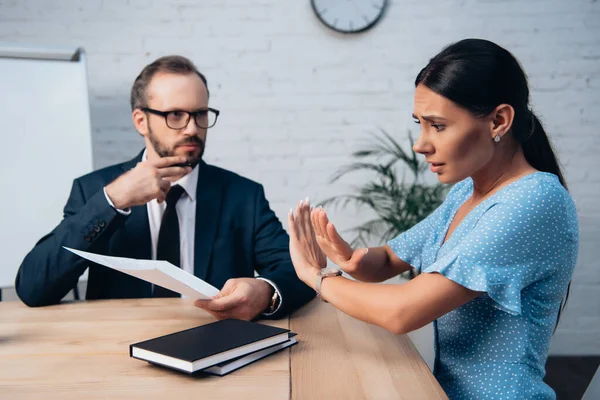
[15,55,314,320]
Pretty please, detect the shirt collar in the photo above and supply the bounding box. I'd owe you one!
[142,149,198,202]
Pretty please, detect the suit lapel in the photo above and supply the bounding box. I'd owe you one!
[193,161,223,282]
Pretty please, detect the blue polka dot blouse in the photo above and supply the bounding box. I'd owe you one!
[388,172,579,399]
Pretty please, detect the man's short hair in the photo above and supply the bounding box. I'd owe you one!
[130,55,209,111]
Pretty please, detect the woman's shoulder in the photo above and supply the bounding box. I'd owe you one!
[496,172,573,209]
[494,172,578,235]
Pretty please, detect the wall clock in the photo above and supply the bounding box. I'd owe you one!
[311,0,389,34]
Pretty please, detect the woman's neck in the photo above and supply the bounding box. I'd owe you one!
[470,145,536,202]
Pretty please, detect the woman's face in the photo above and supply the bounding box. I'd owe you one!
[412,84,496,184]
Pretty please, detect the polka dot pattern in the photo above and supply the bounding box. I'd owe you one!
[388,172,579,399]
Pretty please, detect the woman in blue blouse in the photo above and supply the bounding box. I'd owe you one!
[287,39,578,399]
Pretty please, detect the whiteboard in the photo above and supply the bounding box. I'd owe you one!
[0,44,93,288]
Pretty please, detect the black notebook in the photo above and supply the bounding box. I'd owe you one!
[203,333,298,376]
[130,319,291,374]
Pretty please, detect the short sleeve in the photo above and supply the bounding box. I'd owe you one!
[423,200,554,316]
[387,180,468,271]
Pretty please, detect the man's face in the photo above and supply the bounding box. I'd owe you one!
[135,72,209,167]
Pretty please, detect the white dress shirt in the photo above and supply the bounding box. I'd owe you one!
[103,150,281,315]
[146,155,198,276]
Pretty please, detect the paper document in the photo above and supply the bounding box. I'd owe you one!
[64,247,219,299]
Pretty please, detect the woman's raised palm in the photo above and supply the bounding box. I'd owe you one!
[310,207,367,274]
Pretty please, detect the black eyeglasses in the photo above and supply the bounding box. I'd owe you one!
[141,107,220,129]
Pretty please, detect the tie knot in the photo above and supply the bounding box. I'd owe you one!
[165,185,185,208]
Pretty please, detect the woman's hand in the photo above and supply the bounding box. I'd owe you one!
[288,199,327,287]
[310,207,368,276]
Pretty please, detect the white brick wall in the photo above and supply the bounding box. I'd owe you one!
[1,0,598,355]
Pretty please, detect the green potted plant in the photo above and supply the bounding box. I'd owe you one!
[319,129,448,279]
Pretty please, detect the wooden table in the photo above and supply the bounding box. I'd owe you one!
[0,298,447,399]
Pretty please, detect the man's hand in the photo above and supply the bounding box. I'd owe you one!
[194,278,273,321]
[105,156,192,209]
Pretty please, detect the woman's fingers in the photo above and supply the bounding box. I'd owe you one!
[288,208,297,239]
[301,198,314,240]
[326,222,355,262]
[327,221,350,251]
[350,247,369,265]
[289,199,307,239]
[294,201,338,253]
[308,208,319,244]
[295,200,304,237]
[310,208,321,237]
[317,208,332,242]
[313,207,328,238]
[326,220,343,244]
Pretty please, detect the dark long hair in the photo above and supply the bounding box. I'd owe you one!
[416,39,569,328]
[415,38,566,188]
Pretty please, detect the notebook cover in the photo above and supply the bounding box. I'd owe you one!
[143,335,298,376]
[130,319,290,363]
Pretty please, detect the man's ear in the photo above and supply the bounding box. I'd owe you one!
[490,104,515,141]
[132,109,148,137]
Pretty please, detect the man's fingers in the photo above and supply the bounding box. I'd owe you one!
[157,166,192,178]
[194,302,232,320]
[219,279,238,295]
[150,156,188,169]
[197,296,236,312]
[159,179,171,192]
[194,299,209,308]
[155,179,170,203]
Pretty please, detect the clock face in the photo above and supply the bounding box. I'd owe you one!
[311,0,388,34]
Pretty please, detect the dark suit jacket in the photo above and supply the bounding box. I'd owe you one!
[15,151,315,317]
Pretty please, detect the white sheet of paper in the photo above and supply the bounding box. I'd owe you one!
[63,247,219,299]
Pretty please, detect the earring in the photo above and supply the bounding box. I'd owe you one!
[494,135,501,143]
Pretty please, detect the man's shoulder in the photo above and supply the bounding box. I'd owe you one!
[75,159,132,188]
[206,163,263,191]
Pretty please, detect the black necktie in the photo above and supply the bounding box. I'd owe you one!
[153,185,185,298]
